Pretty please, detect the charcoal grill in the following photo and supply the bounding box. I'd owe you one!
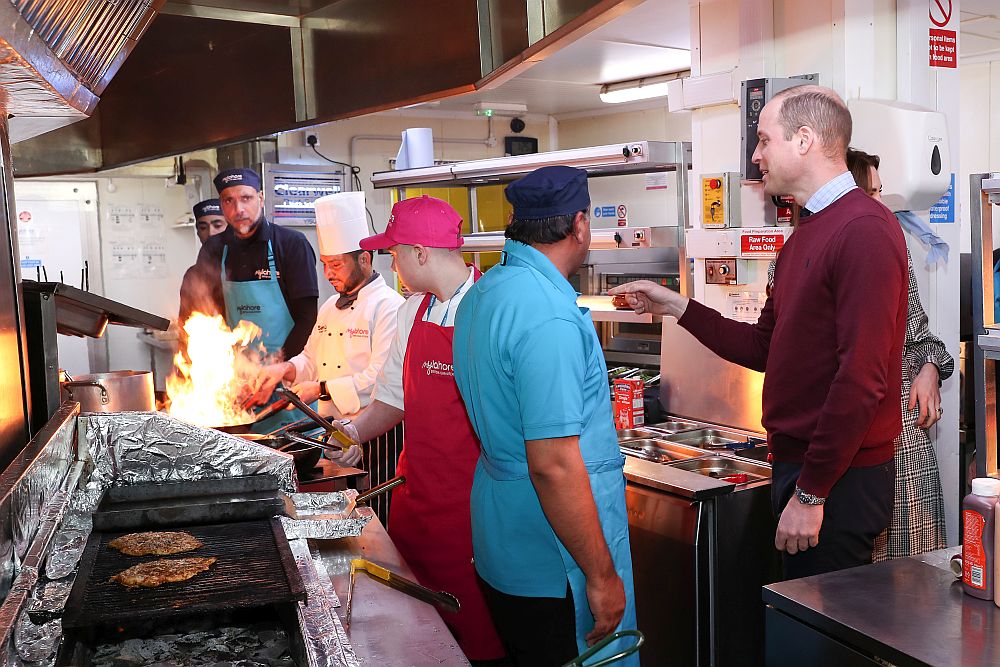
[63,518,305,629]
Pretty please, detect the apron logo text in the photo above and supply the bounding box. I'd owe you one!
[347,328,370,339]
[422,359,454,377]
[237,304,261,315]
[255,268,280,279]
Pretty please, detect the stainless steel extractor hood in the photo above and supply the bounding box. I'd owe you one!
[0,0,164,143]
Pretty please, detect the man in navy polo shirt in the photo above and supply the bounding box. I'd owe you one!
[453,166,637,666]
[195,168,319,431]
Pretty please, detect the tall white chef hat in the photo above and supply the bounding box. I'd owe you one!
[315,192,369,256]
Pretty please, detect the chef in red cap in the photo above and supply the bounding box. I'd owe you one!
[330,195,505,663]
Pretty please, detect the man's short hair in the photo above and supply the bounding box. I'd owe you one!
[505,211,585,245]
[772,85,852,159]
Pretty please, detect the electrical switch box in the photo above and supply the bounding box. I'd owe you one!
[701,172,741,228]
[705,258,745,285]
[741,74,819,181]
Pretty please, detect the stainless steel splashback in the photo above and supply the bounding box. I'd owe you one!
[659,318,764,433]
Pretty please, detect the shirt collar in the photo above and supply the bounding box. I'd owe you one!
[803,171,857,214]
[501,239,578,302]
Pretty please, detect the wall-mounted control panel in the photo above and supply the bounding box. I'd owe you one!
[701,172,741,228]
[705,258,749,285]
[741,74,819,181]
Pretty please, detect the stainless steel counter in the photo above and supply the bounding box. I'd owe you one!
[763,549,995,667]
[314,508,470,666]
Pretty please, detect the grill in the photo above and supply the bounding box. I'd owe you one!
[63,519,305,629]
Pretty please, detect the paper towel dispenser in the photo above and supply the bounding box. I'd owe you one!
[848,99,950,211]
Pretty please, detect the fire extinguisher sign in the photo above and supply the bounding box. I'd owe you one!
[929,0,956,69]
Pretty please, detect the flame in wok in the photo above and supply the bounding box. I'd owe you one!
[167,313,263,427]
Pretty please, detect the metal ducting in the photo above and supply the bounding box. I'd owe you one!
[0,0,163,143]
[0,0,163,466]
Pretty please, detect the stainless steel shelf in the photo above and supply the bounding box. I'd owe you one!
[371,141,691,189]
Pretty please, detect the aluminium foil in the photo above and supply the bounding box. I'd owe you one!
[80,412,296,493]
[289,538,359,667]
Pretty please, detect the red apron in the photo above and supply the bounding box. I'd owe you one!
[388,285,505,661]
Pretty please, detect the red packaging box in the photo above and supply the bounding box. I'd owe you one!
[613,378,645,429]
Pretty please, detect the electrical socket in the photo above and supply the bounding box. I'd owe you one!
[306,133,319,147]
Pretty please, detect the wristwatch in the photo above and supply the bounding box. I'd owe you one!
[794,486,826,506]
[318,380,331,401]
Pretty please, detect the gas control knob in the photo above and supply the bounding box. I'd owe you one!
[718,264,730,276]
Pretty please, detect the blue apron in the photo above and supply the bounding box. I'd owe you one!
[478,444,638,665]
[221,240,305,433]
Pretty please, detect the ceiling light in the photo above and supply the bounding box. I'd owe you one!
[473,102,528,117]
[600,72,683,104]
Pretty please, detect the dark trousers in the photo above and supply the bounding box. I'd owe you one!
[478,576,578,667]
[771,459,895,580]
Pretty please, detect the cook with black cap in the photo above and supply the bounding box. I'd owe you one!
[178,198,227,325]
[251,192,403,466]
[452,166,638,666]
[195,168,319,432]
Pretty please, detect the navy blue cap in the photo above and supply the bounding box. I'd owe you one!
[193,198,222,219]
[213,168,262,194]
[505,166,590,219]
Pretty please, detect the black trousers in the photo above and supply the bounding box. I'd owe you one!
[771,459,895,580]
[478,576,578,667]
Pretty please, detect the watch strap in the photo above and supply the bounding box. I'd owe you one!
[318,380,331,401]
[794,486,826,505]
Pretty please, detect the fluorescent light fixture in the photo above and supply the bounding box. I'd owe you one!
[600,72,682,104]
[472,101,528,117]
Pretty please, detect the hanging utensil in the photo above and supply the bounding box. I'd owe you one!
[561,630,644,667]
[345,558,459,627]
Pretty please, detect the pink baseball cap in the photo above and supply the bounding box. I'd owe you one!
[360,195,464,250]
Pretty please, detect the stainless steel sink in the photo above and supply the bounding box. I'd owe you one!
[645,420,700,434]
[619,439,706,463]
[668,428,748,449]
[667,456,771,483]
[617,428,657,441]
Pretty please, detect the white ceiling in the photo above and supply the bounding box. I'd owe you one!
[429,0,1000,119]
[962,0,1000,63]
[434,0,691,118]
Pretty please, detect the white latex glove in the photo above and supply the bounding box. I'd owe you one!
[325,444,363,468]
[332,419,361,445]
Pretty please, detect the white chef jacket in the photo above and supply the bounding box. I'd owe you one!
[288,274,404,417]
[373,267,476,411]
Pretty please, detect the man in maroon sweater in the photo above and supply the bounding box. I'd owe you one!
[611,85,908,579]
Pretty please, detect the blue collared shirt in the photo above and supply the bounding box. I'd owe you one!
[804,171,858,214]
[453,239,623,597]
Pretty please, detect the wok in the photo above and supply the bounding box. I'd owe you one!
[237,432,323,472]
[211,397,292,435]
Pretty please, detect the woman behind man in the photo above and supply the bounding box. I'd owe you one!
[769,148,953,560]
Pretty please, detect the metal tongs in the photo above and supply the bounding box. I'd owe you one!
[345,558,459,627]
[276,386,356,449]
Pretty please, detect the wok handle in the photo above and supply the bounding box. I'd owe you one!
[355,476,405,505]
[277,386,337,431]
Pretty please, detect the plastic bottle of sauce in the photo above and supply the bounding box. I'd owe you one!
[963,477,1000,600]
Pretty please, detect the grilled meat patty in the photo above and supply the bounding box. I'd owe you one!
[111,557,217,588]
[108,531,203,556]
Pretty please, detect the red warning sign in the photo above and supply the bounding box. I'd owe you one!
[740,230,785,258]
[929,28,956,68]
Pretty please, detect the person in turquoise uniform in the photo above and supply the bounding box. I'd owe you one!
[196,168,319,432]
[453,165,638,666]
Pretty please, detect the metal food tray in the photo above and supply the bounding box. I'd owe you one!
[619,439,705,463]
[62,518,306,628]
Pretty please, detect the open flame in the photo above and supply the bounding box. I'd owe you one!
[167,313,263,427]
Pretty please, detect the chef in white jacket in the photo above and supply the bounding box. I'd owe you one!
[252,192,404,447]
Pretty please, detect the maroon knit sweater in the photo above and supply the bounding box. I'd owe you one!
[679,189,908,497]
